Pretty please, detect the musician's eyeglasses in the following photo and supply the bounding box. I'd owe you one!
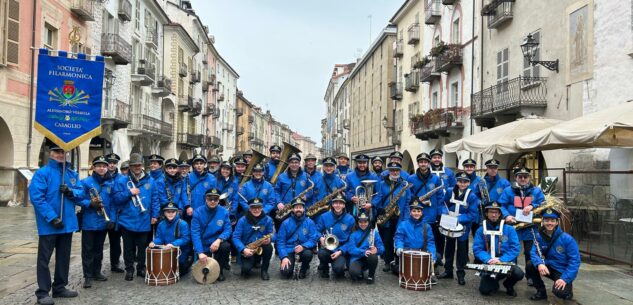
[517,175,530,179]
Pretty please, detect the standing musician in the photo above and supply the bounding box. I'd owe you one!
[344,211,384,284]
[233,156,248,183]
[112,153,160,281]
[30,140,84,304]
[243,149,254,164]
[163,158,188,211]
[303,153,322,184]
[232,198,274,280]
[149,202,192,276]
[316,194,355,278]
[394,201,437,277]
[274,153,313,225]
[380,152,410,180]
[335,153,353,180]
[105,153,124,274]
[407,153,443,267]
[429,148,456,190]
[236,163,277,217]
[191,188,232,282]
[462,158,482,197]
[314,157,346,211]
[178,159,191,178]
[497,166,545,285]
[371,156,384,175]
[119,161,130,176]
[184,154,217,221]
[147,154,168,244]
[526,208,580,301]
[276,198,318,279]
[148,154,165,180]
[79,156,115,288]
[346,154,379,216]
[472,203,523,297]
[438,171,479,285]
[264,145,282,183]
[372,162,411,272]
[216,161,239,266]
[207,155,221,175]
[474,159,511,241]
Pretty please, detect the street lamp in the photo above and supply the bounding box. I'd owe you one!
[520,34,558,72]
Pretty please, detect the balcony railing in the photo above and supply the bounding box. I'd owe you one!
[237,126,245,135]
[248,131,255,139]
[236,108,244,116]
[118,0,132,22]
[129,114,172,140]
[407,23,420,44]
[189,99,202,117]
[101,33,132,65]
[145,29,158,49]
[420,58,441,83]
[179,63,188,77]
[202,81,210,92]
[248,114,254,123]
[425,0,442,24]
[411,106,468,140]
[435,44,463,72]
[411,53,424,69]
[217,93,225,101]
[212,108,220,119]
[132,61,155,86]
[152,76,171,97]
[389,82,403,100]
[393,39,403,58]
[404,71,420,92]
[471,76,548,127]
[442,0,456,4]
[483,0,514,29]
[207,135,221,147]
[178,95,193,112]
[101,99,130,130]
[223,123,234,131]
[71,0,95,21]
[190,70,201,83]
[177,133,203,147]
[204,103,215,116]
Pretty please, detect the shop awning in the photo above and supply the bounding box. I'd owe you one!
[444,117,562,155]
[516,102,633,151]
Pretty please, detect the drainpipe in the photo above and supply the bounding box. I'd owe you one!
[27,0,38,168]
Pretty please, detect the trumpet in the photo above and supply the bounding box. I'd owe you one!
[127,178,147,213]
[355,180,377,217]
[323,228,339,251]
[89,187,110,222]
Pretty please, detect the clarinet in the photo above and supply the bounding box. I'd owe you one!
[293,242,301,280]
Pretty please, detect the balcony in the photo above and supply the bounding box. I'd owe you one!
[237,126,245,135]
[411,53,424,69]
[251,138,264,146]
[145,28,158,49]
[236,108,244,116]
[420,58,441,83]
[71,0,95,22]
[248,131,255,139]
[425,0,442,24]
[407,24,420,45]
[101,33,132,65]
[404,71,420,92]
[177,133,203,147]
[129,114,173,140]
[190,70,201,83]
[217,93,225,101]
[248,114,254,123]
[483,0,514,29]
[118,0,132,22]
[209,73,216,85]
[393,39,403,58]
[203,103,215,117]
[212,108,220,119]
[442,0,456,4]
[189,99,202,117]
[389,82,403,100]
[178,63,188,77]
[435,44,463,72]
[392,132,402,146]
[178,95,193,112]
[343,119,350,130]
[471,76,548,128]
[206,135,221,148]
[223,123,234,131]
[411,106,467,140]
[152,76,171,97]
[131,61,155,86]
[101,99,130,130]
[202,81,210,92]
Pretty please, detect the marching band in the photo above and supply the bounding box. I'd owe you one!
[30,139,582,304]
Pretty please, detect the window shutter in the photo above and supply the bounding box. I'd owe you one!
[6,0,18,65]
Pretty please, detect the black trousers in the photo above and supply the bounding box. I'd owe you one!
[203,241,230,275]
[36,233,72,299]
[521,239,534,267]
[107,227,122,267]
[444,237,469,277]
[378,218,397,265]
[279,249,313,279]
[317,248,346,276]
[479,265,525,295]
[526,263,574,300]
[81,230,107,278]
[430,223,443,262]
[349,255,379,280]
[121,228,149,273]
[241,244,273,275]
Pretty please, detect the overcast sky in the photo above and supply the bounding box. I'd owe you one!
[193,0,403,145]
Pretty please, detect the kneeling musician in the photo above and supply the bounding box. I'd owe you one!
[316,194,355,279]
[232,198,274,280]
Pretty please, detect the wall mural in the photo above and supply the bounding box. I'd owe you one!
[566,0,594,84]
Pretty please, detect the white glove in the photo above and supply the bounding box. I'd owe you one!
[396,248,403,256]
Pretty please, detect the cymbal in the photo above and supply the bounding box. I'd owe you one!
[192,257,220,284]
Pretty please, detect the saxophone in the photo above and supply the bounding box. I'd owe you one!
[306,180,347,218]
[275,179,315,220]
[246,233,273,255]
[377,180,411,226]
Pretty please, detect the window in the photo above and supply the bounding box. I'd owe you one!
[450,81,459,107]
[134,0,140,30]
[432,91,438,109]
[102,11,117,34]
[43,23,57,50]
[0,0,19,65]
[408,101,420,118]
[523,31,540,79]
[451,18,460,44]
[496,48,509,92]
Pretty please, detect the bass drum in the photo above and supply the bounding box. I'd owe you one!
[399,250,432,291]
[145,246,180,286]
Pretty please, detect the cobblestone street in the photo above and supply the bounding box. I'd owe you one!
[0,208,632,305]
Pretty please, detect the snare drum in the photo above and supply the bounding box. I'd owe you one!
[439,223,465,238]
[399,250,432,291]
[145,246,180,286]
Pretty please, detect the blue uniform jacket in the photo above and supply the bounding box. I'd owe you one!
[151,175,169,209]
[336,165,353,179]
[497,183,545,240]
[29,159,84,235]
[407,170,443,224]
[109,173,128,224]
[216,175,239,214]
[343,228,384,263]
[150,169,164,181]
[473,221,521,264]
[372,177,412,227]
[394,216,437,262]
[380,169,410,180]
[431,165,456,190]
[315,211,355,252]
[79,173,114,231]
[152,214,191,264]
[236,178,277,215]
[344,169,379,202]
[232,215,274,253]
[185,171,216,211]
[274,169,313,206]
[113,173,160,232]
[314,173,346,204]
[483,175,511,204]
[467,173,482,199]
[163,174,188,210]
[530,227,581,284]
[441,187,480,241]
[276,215,318,259]
[264,159,279,183]
[191,205,232,255]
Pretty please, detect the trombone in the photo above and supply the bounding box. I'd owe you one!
[127,177,147,213]
[89,187,110,222]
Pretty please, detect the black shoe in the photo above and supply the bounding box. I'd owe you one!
[431,275,438,285]
[136,268,146,277]
[82,278,92,289]
[530,289,548,301]
[382,264,391,272]
[503,282,517,297]
[37,296,54,305]
[366,277,374,284]
[218,273,225,282]
[436,260,444,267]
[437,272,453,279]
[261,270,270,281]
[320,270,329,279]
[527,278,534,287]
[52,288,78,298]
[111,266,124,273]
[254,260,262,269]
[298,270,307,279]
[124,271,134,281]
[93,273,108,281]
[457,276,465,285]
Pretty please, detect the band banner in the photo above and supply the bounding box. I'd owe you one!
[34,49,105,151]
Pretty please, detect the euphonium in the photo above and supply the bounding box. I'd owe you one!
[270,141,302,185]
[376,180,411,226]
[323,228,339,251]
[355,180,377,216]
[89,187,110,222]
[246,233,273,256]
[127,177,147,213]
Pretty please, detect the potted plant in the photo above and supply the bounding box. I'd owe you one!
[430,41,448,57]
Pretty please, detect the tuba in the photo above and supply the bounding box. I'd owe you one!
[323,228,339,251]
[239,149,266,189]
[270,141,301,185]
[355,180,377,217]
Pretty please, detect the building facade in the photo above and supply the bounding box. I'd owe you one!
[322,63,354,157]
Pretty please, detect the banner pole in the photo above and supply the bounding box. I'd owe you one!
[60,151,66,220]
